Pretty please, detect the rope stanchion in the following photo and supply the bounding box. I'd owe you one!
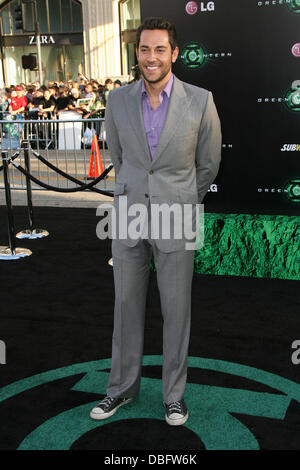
[0,126,115,261]
[0,151,32,260]
[16,141,49,240]
[11,160,114,194]
[32,151,114,197]
[0,151,21,172]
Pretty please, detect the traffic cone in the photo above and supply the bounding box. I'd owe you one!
[87,134,104,179]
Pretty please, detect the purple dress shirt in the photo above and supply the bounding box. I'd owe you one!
[141,74,174,159]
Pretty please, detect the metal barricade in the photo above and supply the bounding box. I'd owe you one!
[0,115,114,192]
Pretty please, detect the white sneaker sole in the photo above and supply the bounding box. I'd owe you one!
[165,411,189,426]
[90,398,133,420]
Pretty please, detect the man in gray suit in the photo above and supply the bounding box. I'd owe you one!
[90,17,222,426]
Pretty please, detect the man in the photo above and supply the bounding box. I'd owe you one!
[101,78,114,106]
[8,85,27,116]
[55,85,71,116]
[38,88,56,119]
[67,87,90,120]
[90,17,221,426]
[67,88,82,113]
[49,85,59,100]
[114,79,122,89]
[81,82,95,100]
[6,86,27,149]
[27,87,44,120]
[78,74,88,92]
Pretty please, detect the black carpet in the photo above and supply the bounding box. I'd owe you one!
[0,205,299,451]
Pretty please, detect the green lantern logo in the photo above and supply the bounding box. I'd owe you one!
[284,178,300,203]
[285,80,300,112]
[1,356,300,450]
[180,43,206,69]
[287,0,300,14]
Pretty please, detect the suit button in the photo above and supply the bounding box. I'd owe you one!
[149,170,154,174]
[145,194,149,198]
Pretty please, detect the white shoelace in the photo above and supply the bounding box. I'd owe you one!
[99,396,115,409]
[168,401,183,414]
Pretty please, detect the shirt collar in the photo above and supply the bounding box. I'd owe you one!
[142,73,174,99]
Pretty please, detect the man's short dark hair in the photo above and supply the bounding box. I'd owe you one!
[136,17,178,52]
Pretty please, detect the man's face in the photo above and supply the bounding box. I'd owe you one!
[85,85,93,94]
[136,29,179,85]
[44,91,50,100]
[16,90,23,98]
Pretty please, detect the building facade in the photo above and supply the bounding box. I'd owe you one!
[0,0,141,86]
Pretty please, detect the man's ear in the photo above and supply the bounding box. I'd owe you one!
[172,46,179,64]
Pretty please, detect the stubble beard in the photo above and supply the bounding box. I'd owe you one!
[139,63,172,85]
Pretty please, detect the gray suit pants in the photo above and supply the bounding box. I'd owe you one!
[106,238,194,404]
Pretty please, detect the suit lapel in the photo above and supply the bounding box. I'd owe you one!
[124,76,192,166]
[125,81,152,164]
[152,76,191,165]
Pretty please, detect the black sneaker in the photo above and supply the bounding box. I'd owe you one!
[90,395,133,420]
[165,399,189,426]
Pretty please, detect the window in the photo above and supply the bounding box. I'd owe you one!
[0,0,83,35]
[119,0,141,75]
[120,0,141,31]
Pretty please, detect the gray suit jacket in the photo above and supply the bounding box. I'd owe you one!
[105,75,222,252]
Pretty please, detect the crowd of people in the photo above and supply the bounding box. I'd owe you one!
[0,69,141,149]
[0,75,123,122]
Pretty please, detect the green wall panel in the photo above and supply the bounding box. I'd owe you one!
[194,213,299,280]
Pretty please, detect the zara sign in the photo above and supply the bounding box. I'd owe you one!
[29,35,55,45]
[3,33,83,47]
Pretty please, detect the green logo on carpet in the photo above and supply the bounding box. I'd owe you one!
[1,356,300,450]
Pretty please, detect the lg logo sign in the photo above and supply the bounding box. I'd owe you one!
[185,1,215,15]
[291,43,300,57]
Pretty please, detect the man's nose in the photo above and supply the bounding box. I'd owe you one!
[147,50,158,62]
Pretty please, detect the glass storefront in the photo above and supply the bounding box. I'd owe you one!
[1,0,83,35]
[0,0,84,85]
[119,0,141,75]
[4,44,84,85]
[120,0,141,31]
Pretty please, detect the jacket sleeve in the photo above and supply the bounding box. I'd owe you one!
[195,91,222,203]
[105,91,122,179]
